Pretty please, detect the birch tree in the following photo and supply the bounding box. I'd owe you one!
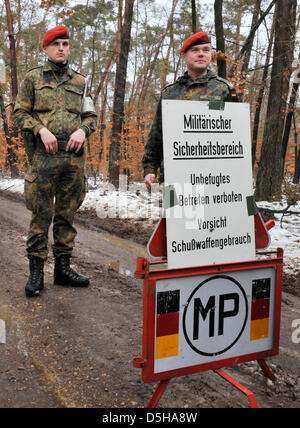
[109,0,135,187]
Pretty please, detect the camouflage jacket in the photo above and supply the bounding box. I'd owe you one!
[14,60,97,141]
[142,69,239,182]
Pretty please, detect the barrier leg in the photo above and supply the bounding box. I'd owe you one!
[258,359,276,382]
[147,379,170,408]
[214,369,259,408]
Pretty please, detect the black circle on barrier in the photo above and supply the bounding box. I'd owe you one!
[182,274,249,357]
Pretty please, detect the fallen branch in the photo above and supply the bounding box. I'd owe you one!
[259,205,299,228]
[1,185,15,192]
[259,207,300,215]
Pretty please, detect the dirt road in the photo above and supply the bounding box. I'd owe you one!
[0,191,299,408]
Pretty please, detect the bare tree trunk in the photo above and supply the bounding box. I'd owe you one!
[89,30,97,93]
[116,0,124,66]
[128,0,139,105]
[191,0,197,33]
[293,112,300,183]
[5,0,18,108]
[238,0,277,64]
[240,0,261,75]
[162,20,174,89]
[4,0,19,178]
[230,0,275,80]
[77,0,89,73]
[138,0,179,108]
[109,0,135,188]
[33,14,47,67]
[255,0,297,201]
[16,0,21,52]
[94,47,116,103]
[294,154,300,183]
[99,75,109,161]
[252,16,275,168]
[0,85,19,177]
[281,54,300,169]
[214,0,226,78]
[234,0,243,60]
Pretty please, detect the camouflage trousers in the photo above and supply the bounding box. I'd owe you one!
[24,152,86,260]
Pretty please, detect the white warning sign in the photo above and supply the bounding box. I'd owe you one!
[162,100,255,269]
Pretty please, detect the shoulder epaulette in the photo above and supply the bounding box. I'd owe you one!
[71,68,86,78]
[28,65,43,72]
[215,76,233,88]
[162,81,178,92]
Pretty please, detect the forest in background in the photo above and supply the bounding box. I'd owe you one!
[0,0,299,201]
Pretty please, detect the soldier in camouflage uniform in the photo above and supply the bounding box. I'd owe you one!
[13,26,97,297]
[143,31,239,186]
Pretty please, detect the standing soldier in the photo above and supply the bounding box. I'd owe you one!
[14,26,97,297]
[143,31,239,186]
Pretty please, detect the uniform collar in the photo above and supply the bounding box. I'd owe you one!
[44,60,74,77]
[178,69,216,85]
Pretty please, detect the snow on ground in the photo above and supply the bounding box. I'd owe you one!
[82,177,162,221]
[0,178,24,195]
[0,176,299,275]
[256,196,300,275]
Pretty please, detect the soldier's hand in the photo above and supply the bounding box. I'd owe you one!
[39,128,58,154]
[144,173,156,189]
[66,129,86,153]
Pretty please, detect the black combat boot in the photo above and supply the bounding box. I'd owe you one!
[54,255,89,287]
[25,257,44,297]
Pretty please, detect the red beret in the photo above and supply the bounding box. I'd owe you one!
[181,31,211,53]
[43,26,69,48]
